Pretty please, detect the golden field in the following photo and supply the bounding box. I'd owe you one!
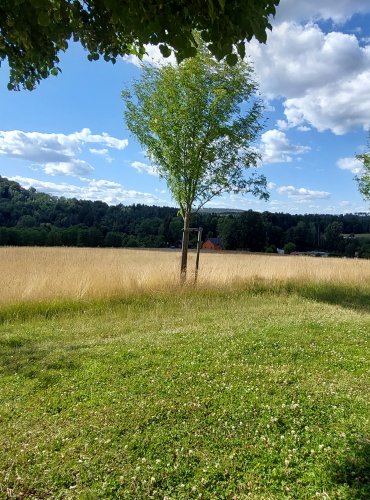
[1,246,370,305]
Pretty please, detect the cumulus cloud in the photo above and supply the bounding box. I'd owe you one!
[277,185,331,201]
[131,161,159,177]
[248,23,368,99]
[260,129,310,164]
[275,0,370,24]
[246,21,370,134]
[336,157,364,174]
[43,160,94,177]
[10,176,166,206]
[0,128,128,177]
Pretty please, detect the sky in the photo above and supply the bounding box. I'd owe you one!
[1,0,370,215]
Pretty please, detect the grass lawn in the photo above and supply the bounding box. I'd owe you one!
[0,284,369,498]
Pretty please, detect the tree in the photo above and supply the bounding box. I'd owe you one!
[284,242,296,255]
[1,0,280,91]
[323,221,343,251]
[238,210,266,251]
[356,151,370,202]
[123,46,268,280]
[217,216,239,250]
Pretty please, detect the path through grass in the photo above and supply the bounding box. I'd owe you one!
[0,286,369,498]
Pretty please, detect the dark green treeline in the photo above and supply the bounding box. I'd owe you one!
[1,176,370,258]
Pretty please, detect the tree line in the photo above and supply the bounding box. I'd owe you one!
[1,176,370,257]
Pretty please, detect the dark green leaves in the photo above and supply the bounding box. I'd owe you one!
[226,53,238,67]
[1,0,280,90]
[159,44,172,58]
[237,42,246,60]
[87,53,100,61]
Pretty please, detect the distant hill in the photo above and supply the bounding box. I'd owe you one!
[199,208,244,214]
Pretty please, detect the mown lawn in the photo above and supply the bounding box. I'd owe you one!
[0,285,369,499]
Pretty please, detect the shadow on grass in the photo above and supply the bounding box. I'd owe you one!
[299,284,370,314]
[0,336,79,386]
[332,439,370,499]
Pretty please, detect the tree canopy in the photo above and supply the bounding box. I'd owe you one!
[1,0,280,90]
[122,44,268,278]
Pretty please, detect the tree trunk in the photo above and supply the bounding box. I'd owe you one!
[194,226,203,284]
[180,211,190,283]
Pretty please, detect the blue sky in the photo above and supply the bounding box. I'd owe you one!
[1,0,370,214]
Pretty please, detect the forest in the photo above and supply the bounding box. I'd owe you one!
[1,176,370,257]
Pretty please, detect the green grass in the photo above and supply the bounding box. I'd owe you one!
[0,285,369,499]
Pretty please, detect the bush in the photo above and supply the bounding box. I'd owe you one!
[284,242,296,255]
[265,245,277,253]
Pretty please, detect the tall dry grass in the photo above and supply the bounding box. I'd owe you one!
[1,246,370,305]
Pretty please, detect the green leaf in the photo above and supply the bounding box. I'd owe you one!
[208,0,215,20]
[159,44,172,58]
[237,42,245,59]
[226,53,238,66]
[4,0,282,91]
[38,11,50,27]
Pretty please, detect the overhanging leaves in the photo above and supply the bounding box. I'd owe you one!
[1,0,280,90]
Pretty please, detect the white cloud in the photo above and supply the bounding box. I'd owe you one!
[123,45,176,68]
[0,128,128,177]
[336,157,364,174]
[131,160,159,177]
[89,179,121,188]
[260,129,310,164]
[248,23,368,99]
[277,185,331,201]
[77,129,128,150]
[339,200,351,207]
[276,120,289,130]
[89,147,113,163]
[247,22,370,134]
[275,0,370,24]
[9,176,167,206]
[43,160,94,177]
[89,148,109,155]
[283,71,370,134]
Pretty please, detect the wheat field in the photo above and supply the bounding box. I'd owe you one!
[1,246,370,305]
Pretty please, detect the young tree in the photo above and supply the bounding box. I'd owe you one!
[356,151,370,202]
[1,0,280,90]
[123,47,268,280]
